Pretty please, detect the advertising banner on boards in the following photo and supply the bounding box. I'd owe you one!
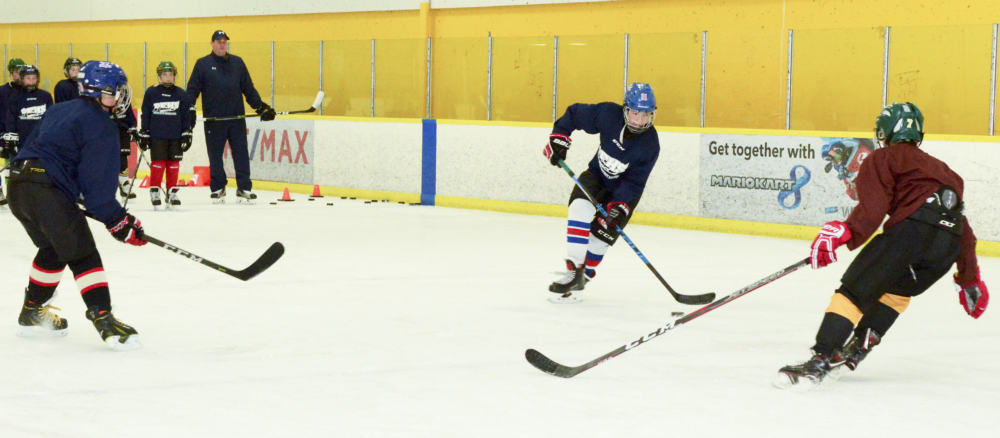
[222,118,315,185]
[699,134,874,226]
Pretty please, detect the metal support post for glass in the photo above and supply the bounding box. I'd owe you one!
[143,43,147,91]
[35,44,39,65]
[990,24,998,136]
[700,31,707,128]
[68,43,73,57]
[552,36,559,123]
[105,43,109,62]
[371,39,376,118]
[3,45,6,83]
[318,41,324,116]
[487,35,493,121]
[426,37,432,119]
[183,43,188,88]
[882,27,890,109]
[270,41,275,107]
[786,29,794,130]
[623,33,629,100]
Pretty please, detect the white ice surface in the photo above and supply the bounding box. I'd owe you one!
[1,187,997,437]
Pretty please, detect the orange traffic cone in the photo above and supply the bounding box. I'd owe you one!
[310,185,323,198]
[177,179,186,186]
[139,176,150,188]
[278,187,294,202]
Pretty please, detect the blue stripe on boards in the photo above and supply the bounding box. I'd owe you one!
[568,220,590,229]
[421,119,437,206]
[567,237,589,245]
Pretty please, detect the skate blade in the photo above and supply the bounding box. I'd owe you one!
[16,326,68,338]
[212,198,226,204]
[237,198,256,205]
[548,293,583,304]
[165,204,178,211]
[772,372,822,392]
[105,335,143,352]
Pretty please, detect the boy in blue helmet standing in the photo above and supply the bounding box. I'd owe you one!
[543,83,660,303]
[6,61,146,351]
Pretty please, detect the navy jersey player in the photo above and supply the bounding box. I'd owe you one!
[4,65,54,157]
[7,61,146,351]
[53,57,83,103]
[543,83,660,303]
[139,61,191,210]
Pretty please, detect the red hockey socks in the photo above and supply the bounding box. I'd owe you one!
[150,160,166,188]
[165,161,180,190]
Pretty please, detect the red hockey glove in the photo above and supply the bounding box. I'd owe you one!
[543,133,571,166]
[954,267,988,319]
[598,202,630,231]
[810,221,851,269]
[107,212,147,247]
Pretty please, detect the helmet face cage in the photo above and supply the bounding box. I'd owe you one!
[623,106,656,134]
[19,65,40,91]
[157,62,178,87]
[64,58,83,79]
[113,83,133,118]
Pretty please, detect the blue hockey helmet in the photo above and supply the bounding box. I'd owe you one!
[623,82,656,133]
[77,61,131,115]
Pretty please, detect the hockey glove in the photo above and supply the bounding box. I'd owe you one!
[954,267,988,319]
[598,202,630,231]
[180,130,193,152]
[189,105,198,130]
[136,129,151,151]
[2,132,19,158]
[127,127,140,145]
[107,212,147,247]
[256,103,277,122]
[543,133,571,166]
[810,221,852,269]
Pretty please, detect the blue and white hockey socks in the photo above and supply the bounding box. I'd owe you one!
[585,237,610,279]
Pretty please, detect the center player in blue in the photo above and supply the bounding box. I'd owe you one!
[7,61,146,351]
[543,83,660,303]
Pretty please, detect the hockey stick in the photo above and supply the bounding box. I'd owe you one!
[556,159,715,305]
[203,91,325,122]
[121,149,147,209]
[526,257,810,378]
[141,235,285,281]
[82,212,284,281]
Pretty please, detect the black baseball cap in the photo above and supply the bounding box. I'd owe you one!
[212,30,229,42]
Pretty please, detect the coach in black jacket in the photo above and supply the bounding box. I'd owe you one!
[186,30,275,204]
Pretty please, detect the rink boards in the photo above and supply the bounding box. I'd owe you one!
[172,116,1000,253]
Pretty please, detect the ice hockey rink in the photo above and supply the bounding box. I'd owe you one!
[1,186,997,438]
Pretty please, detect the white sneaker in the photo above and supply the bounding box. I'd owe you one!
[166,187,181,210]
[150,187,162,210]
[211,188,226,204]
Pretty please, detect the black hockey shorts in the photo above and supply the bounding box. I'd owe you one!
[7,160,98,263]
[838,217,961,313]
[568,170,641,246]
[150,138,183,161]
[119,126,132,156]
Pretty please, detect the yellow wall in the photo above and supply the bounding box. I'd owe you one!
[6,0,1000,132]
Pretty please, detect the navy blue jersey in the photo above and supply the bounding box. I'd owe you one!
[54,79,80,103]
[6,89,54,140]
[553,102,660,205]
[141,85,191,139]
[186,53,264,118]
[0,82,22,133]
[14,98,125,226]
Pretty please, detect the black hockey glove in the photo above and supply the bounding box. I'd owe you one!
[127,127,140,144]
[180,130,193,152]
[2,133,19,158]
[256,103,277,122]
[189,105,198,130]
[542,133,571,166]
[136,129,151,151]
[106,212,147,247]
[599,202,631,231]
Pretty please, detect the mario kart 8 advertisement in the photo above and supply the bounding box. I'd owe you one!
[699,134,871,227]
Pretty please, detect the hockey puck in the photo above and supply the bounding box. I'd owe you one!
[327,203,333,206]
[270,202,277,205]
[308,198,315,201]
[364,201,371,204]
[398,202,405,204]
[349,197,356,200]
[671,312,684,317]
[341,197,347,199]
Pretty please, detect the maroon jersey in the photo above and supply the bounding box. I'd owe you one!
[844,142,978,284]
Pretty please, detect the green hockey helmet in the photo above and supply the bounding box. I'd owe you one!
[874,102,924,147]
[156,61,178,88]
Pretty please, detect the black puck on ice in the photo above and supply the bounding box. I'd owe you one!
[308,198,315,201]
[327,203,334,206]
[341,197,347,199]
[270,202,277,205]
[671,312,684,317]
[398,202,405,204]
[349,197,356,200]
[364,201,371,204]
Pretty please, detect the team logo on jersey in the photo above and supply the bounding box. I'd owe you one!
[597,149,629,179]
[153,101,181,116]
[19,104,47,120]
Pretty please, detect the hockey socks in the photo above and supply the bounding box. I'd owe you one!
[26,247,66,305]
[584,238,610,279]
[150,160,166,188]
[166,161,180,190]
[566,198,597,265]
[69,252,111,312]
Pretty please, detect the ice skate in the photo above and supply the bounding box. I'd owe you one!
[150,187,162,210]
[548,260,588,304]
[236,189,257,205]
[0,185,7,209]
[16,298,68,338]
[828,328,881,380]
[773,351,833,391]
[211,188,226,204]
[166,187,181,210]
[85,306,141,351]
[118,178,137,201]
